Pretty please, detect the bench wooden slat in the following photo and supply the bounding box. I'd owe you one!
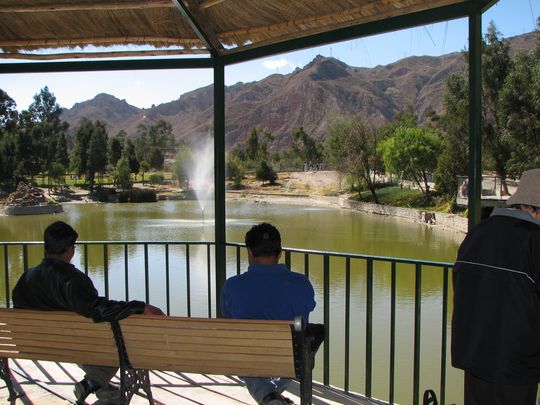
[0,351,118,367]
[0,337,116,353]
[0,310,95,323]
[124,334,292,348]
[129,355,296,377]
[0,332,111,345]
[0,325,112,339]
[123,340,294,355]
[120,325,291,340]
[122,315,292,330]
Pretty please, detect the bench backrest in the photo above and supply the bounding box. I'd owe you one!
[120,315,297,378]
[0,309,297,379]
[0,308,118,367]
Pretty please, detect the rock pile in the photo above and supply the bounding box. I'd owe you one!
[5,183,48,206]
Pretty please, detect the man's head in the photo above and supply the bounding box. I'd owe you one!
[44,221,78,261]
[507,168,540,221]
[245,222,282,264]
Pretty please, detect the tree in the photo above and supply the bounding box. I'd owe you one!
[481,22,512,192]
[172,144,194,188]
[108,134,124,167]
[434,74,470,198]
[255,160,277,185]
[499,28,540,175]
[140,160,150,184]
[326,114,384,203]
[226,154,245,188]
[148,147,164,170]
[49,162,66,187]
[124,138,140,176]
[290,127,323,170]
[0,90,18,189]
[73,118,93,179]
[86,121,108,190]
[116,156,132,191]
[378,126,442,195]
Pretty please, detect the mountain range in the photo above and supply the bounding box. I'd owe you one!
[60,32,536,150]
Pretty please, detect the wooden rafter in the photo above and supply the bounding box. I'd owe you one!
[0,48,208,60]
[0,1,174,13]
[0,37,202,48]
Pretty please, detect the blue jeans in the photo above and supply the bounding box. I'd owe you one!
[240,376,291,404]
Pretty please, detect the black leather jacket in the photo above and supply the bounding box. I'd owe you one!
[451,208,540,384]
[12,258,145,322]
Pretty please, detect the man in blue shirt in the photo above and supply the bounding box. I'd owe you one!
[221,223,316,405]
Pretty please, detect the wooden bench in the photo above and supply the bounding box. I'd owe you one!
[0,308,324,404]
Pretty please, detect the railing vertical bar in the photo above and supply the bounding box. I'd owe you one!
[285,250,291,270]
[3,245,10,308]
[124,244,129,301]
[440,267,449,405]
[389,261,397,404]
[344,256,351,392]
[103,244,109,298]
[84,244,89,275]
[236,245,241,275]
[365,258,373,398]
[186,244,191,317]
[304,253,309,277]
[22,245,28,272]
[323,254,330,386]
[413,263,422,405]
[207,244,211,318]
[144,243,149,303]
[165,244,170,316]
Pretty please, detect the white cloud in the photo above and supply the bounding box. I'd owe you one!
[261,58,294,70]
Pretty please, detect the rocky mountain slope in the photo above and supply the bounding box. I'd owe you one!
[60,32,536,150]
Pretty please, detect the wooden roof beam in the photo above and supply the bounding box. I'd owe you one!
[0,1,173,13]
[171,0,223,56]
[0,37,202,48]
[0,48,208,60]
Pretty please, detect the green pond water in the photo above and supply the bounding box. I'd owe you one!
[0,200,465,404]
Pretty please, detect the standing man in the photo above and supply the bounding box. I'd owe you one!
[12,221,164,404]
[221,222,316,405]
[451,169,540,405]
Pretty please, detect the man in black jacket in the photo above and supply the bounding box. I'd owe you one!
[12,221,164,404]
[451,169,540,405]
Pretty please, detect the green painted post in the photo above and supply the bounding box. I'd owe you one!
[467,8,483,230]
[214,59,226,317]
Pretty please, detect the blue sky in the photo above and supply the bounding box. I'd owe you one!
[0,0,537,111]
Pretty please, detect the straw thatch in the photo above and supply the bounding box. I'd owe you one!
[0,0,479,60]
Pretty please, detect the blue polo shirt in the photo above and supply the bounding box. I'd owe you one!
[220,263,316,322]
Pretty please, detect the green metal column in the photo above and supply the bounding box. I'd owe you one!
[214,59,226,317]
[467,7,483,230]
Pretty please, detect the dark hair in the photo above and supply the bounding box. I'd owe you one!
[245,222,281,258]
[44,221,78,255]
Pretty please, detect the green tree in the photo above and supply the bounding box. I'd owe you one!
[482,22,512,192]
[116,156,132,191]
[124,138,140,176]
[255,160,277,185]
[73,118,93,178]
[378,126,442,195]
[290,127,323,170]
[226,154,245,188]
[86,121,108,190]
[49,162,66,187]
[326,114,384,203]
[140,160,150,184]
[108,134,124,167]
[172,144,194,188]
[434,74,470,197]
[499,27,540,175]
[0,90,18,189]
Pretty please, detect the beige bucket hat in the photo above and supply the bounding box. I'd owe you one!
[506,168,540,207]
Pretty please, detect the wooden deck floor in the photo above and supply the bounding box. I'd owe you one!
[0,359,389,405]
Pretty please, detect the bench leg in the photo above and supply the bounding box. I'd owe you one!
[0,358,18,401]
[120,367,153,405]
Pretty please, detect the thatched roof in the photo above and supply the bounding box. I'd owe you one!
[0,0,497,61]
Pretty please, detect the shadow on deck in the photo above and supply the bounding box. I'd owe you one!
[0,359,388,405]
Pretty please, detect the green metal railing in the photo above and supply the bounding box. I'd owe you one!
[0,240,454,405]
